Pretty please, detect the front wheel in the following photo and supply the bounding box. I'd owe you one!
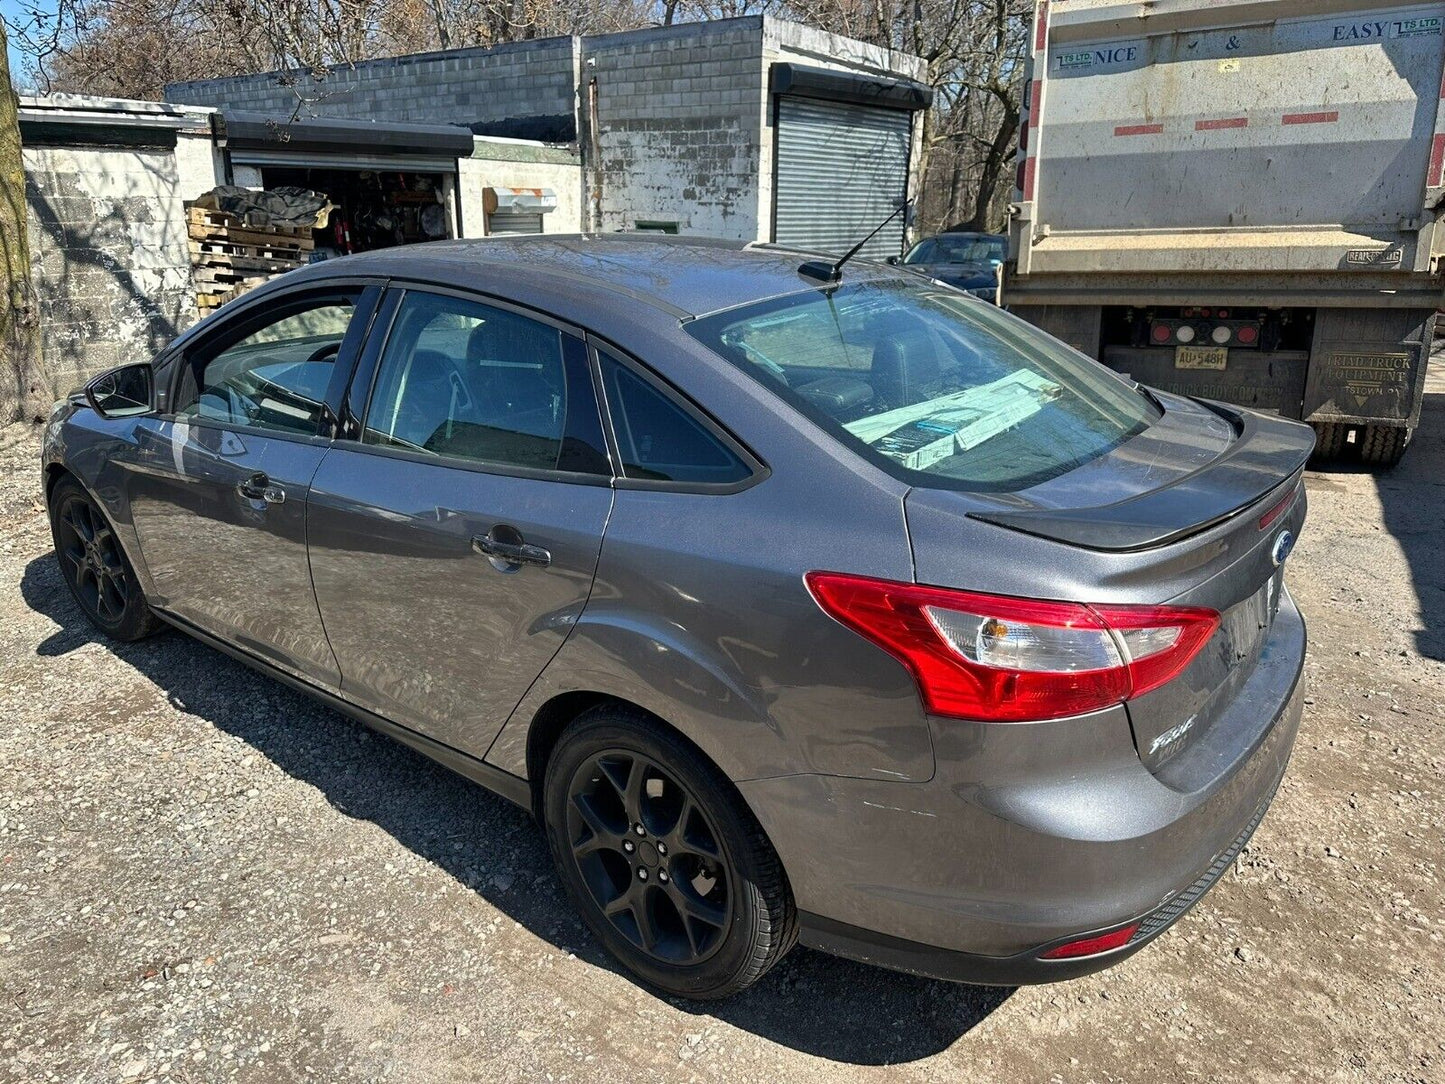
[49,477,158,641]
[543,707,797,998]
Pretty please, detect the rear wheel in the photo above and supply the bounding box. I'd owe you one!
[1359,424,1411,468]
[49,477,158,641]
[1310,421,1348,461]
[543,707,796,998]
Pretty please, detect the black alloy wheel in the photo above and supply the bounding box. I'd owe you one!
[49,478,158,641]
[544,708,796,998]
[565,749,732,964]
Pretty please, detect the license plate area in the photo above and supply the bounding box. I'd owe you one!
[1222,569,1284,665]
[1175,345,1229,370]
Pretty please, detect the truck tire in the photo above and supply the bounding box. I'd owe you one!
[1359,424,1410,468]
[1310,422,1348,461]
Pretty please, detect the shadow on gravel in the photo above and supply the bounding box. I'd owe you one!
[1308,385,1445,662]
[19,553,1011,1065]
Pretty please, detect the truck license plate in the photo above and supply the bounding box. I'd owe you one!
[1176,345,1228,370]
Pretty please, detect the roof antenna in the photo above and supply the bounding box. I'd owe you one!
[799,199,913,283]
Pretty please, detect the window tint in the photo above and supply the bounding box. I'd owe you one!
[174,299,354,435]
[363,291,606,475]
[598,351,751,485]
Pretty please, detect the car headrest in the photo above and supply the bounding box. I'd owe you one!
[871,330,941,405]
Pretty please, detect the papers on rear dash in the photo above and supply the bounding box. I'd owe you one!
[845,371,1062,471]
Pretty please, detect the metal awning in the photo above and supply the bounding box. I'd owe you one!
[769,63,933,112]
[484,187,558,216]
[222,112,474,171]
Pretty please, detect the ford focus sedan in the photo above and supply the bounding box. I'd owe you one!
[42,236,1310,999]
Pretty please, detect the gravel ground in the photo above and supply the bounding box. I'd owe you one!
[1,376,1442,1084]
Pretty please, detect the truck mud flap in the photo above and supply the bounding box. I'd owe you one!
[1304,308,1433,427]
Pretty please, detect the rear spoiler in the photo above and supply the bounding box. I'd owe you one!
[968,404,1315,552]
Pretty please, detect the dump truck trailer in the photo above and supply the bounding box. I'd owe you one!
[1005,0,1445,466]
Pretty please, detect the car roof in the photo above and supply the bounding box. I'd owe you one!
[290,234,899,320]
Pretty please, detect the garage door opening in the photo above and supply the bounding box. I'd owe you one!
[258,166,456,257]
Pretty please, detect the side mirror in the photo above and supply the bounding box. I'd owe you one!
[885,255,900,265]
[85,363,154,419]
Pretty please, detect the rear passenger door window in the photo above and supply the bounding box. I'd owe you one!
[363,290,607,476]
[597,350,753,486]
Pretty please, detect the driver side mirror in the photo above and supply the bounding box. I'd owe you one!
[85,363,154,419]
[885,255,900,265]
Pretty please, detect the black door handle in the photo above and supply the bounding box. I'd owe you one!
[237,472,285,504]
[472,525,551,569]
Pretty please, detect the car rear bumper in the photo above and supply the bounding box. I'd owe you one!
[740,588,1306,985]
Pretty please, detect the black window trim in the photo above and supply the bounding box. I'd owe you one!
[586,334,769,495]
[159,277,386,449]
[337,281,614,488]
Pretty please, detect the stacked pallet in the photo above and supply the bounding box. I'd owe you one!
[187,205,314,318]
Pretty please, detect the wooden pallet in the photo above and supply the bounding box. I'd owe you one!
[187,205,314,242]
[188,239,306,273]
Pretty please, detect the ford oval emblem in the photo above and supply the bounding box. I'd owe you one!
[1271,530,1295,567]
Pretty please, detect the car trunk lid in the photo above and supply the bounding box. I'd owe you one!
[963,397,1313,552]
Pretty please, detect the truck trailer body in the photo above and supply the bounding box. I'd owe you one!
[1006,0,1445,465]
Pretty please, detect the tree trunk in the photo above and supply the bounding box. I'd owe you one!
[0,24,45,425]
[959,103,1018,233]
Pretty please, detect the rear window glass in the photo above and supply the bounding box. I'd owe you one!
[685,281,1160,492]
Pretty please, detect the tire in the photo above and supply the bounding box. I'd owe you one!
[1359,424,1410,469]
[543,706,797,999]
[1310,421,1348,461]
[48,477,159,641]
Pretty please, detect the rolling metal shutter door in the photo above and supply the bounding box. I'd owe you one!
[774,97,912,261]
[487,213,544,236]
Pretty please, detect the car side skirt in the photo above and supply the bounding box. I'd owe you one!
[150,608,534,812]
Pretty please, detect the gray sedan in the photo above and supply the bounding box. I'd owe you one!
[41,236,1311,999]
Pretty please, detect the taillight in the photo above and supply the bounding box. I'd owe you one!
[805,573,1219,723]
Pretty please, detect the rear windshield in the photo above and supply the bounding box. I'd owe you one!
[685,281,1160,492]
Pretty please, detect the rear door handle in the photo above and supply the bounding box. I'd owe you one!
[237,472,285,504]
[472,526,551,569]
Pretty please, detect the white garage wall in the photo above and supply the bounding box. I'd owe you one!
[458,137,585,238]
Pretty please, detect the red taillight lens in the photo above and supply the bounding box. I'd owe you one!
[1236,324,1259,345]
[805,573,1219,723]
[1257,483,1299,530]
[1040,922,1140,959]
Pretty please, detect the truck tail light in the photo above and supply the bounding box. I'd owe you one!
[1175,325,1196,343]
[1237,324,1259,344]
[805,573,1219,722]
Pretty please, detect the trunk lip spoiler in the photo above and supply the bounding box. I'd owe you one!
[966,401,1314,552]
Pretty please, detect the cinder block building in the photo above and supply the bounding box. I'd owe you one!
[166,16,930,257]
[12,18,926,415]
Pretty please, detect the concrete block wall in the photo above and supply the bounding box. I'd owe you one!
[167,38,578,136]
[23,140,206,399]
[458,137,585,237]
[581,19,766,240]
